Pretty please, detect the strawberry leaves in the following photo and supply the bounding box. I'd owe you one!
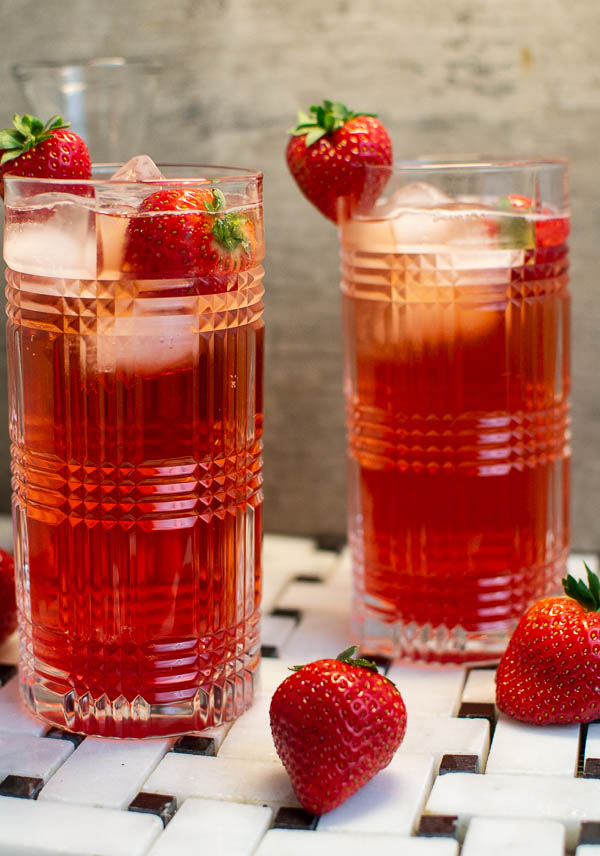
[562,562,600,612]
[289,100,377,147]
[0,114,70,165]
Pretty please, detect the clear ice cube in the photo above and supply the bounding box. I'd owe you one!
[4,195,97,279]
[110,155,165,183]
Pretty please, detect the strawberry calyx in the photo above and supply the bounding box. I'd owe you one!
[0,113,70,166]
[290,645,381,675]
[212,211,253,255]
[289,99,377,147]
[562,562,600,612]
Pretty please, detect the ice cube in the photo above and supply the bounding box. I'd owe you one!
[110,155,165,183]
[4,196,97,279]
[377,181,453,214]
[96,309,196,375]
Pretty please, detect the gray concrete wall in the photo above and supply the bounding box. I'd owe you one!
[0,0,598,548]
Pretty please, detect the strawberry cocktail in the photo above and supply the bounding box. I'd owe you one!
[3,142,264,735]
[340,160,570,662]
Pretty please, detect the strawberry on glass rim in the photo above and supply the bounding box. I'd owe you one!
[123,186,258,280]
[286,99,393,223]
[497,193,570,248]
[270,645,406,815]
[496,563,600,725]
[0,113,91,197]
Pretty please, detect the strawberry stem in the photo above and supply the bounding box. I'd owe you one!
[562,562,600,611]
[289,99,377,147]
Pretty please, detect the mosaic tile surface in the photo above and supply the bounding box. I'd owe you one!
[0,535,597,855]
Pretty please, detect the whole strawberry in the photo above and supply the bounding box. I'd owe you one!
[124,186,257,280]
[270,646,406,815]
[496,563,600,725]
[0,114,91,196]
[0,549,16,644]
[285,99,393,223]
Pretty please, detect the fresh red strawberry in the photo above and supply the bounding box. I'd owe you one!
[0,549,16,644]
[286,99,393,223]
[495,194,570,248]
[123,187,257,280]
[269,646,406,815]
[0,113,91,197]
[496,563,600,725]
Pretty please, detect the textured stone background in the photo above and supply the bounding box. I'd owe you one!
[0,0,598,547]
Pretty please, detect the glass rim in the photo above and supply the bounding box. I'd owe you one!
[12,56,163,77]
[367,155,568,173]
[3,163,264,188]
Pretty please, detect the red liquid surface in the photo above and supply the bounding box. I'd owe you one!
[342,229,570,653]
[6,270,264,735]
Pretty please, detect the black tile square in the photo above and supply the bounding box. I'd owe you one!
[0,664,17,686]
[270,607,302,623]
[261,644,279,658]
[458,701,496,735]
[314,533,346,553]
[273,806,318,830]
[416,814,458,838]
[293,574,324,583]
[172,735,216,756]
[584,757,600,779]
[580,821,600,845]
[439,754,479,775]
[45,727,86,748]
[0,775,43,799]
[128,792,178,827]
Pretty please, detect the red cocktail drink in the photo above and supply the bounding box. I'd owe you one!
[340,161,570,662]
[4,164,264,735]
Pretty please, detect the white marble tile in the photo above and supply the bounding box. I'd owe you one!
[387,665,466,717]
[38,735,171,809]
[577,847,600,855]
[584,722,600,761]
[276,579,350,616]
[255,658,295,697]
[143,753,299,807]
[0,676,46,736]
[401,715,489,770]
[279,611,353,662]
[0,733,73,781]
[461,816,566,856]
[485,714,579,776]
[261,535,319,612]
[256,829,458,856]
[0,794,162,856]
[461,669,497,704]
[218,692,277,762]
[261,613,297,652]
[148,798,273,856]
[426,772,600,849]
[317,752,435,836]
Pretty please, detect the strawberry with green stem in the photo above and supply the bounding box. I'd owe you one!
[496,563,600,724]
[270,645,406,815]
[123,186,257,281]
[286,99,393,223]
[0,113,91,196]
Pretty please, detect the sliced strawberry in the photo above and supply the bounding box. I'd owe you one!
[0,113,91,197]
[123,187,257,281]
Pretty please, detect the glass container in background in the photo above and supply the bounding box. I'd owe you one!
[12,58,162,163]
[339,158,570,663]
[3,165,264,736]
